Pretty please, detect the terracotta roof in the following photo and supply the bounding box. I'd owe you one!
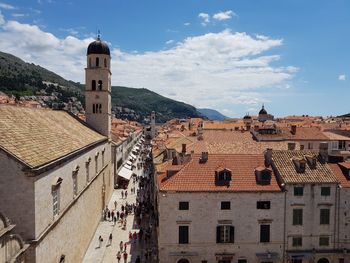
[187,130,294,154]
[159,154,281,192]
[271,150,338,184]
[339,162,350,169]
[0,105,106,169]
[328,163,350,188]
[323,132,350,141]
[281,127,329,141]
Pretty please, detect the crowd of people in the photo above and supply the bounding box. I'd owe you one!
[96,142,157,263]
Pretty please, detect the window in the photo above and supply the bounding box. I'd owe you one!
[72,172,78,196]
[92,104,102,114]
[216,225,234,243]
[294,186,304,196]
[219,170,231,181]
[332,141,338,150]
[260,224,270,243]
[293,209,303,225]
[291,260,302,263]
[300,144,304,150]
[257,201,271,209]
[308,142,313,149]
[89,58,92,68]
[179,226,189,244]
[104,58,107,67]
[92,80,96,90]
[292,237,302,247]
[95,156,98,174]
[179,202,189,210]
[53,188,60,216]
[98,80,103,90]
[321,187,331,196]
[319,236,329,246]
[238,260,247,263]
[221,201,231,210]
[86,162,90,182]
[320,209,330,225]
[339,141,346,150]
[102,151,105,166]
[96,57,99,67]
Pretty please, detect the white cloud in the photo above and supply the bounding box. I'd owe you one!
[0,10,4,25]
[339,74,346,81]
[0,2,15,10]
[165,39,174,45]
[184,22,190,26]
[198,13,210,26]
[12,13,28,18]
[0,18,297,116]
[213,10,236,21]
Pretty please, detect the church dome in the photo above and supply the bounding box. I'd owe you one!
[87,37,110,56]
[243,114,252,120]
[259,105,267,115]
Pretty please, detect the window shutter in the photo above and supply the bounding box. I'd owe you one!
[216,226,221,243]
[229,226,235,243]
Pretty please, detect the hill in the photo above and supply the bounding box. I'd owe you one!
[0,51,204,122]
[197,108,228,121]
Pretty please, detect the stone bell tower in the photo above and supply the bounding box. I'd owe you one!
[85,33,111,138]
[150,111,156,138]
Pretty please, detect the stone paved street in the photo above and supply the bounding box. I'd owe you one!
[82,149,156,263]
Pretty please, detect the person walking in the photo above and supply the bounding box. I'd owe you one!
[107,210,111,221]
[121,190,124,199]
[135,255,141,263]
[123,252,128,263]
[114,200,118,210]
[113,215,117,226]
[108,233,113,246]
[98,235,103,248]
[119,241,123,251]
[116,251,121,263]
[124,242,127,252]
[125,190,128,199]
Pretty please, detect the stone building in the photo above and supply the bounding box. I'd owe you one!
[156,149,350,263]
[0,36,115,262]
[157,153,284,263]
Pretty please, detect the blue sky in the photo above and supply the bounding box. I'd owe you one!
[0,0,349,117]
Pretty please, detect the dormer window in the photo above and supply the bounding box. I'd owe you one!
[215,168,232,185]
[305,154,317,169]
[292,157,306,173]
[255,166,272,184]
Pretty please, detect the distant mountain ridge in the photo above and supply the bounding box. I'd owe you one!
[0,51,205,123]
[198,108,228,121]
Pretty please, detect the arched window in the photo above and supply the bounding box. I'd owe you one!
[104,58,107,68]
[89,58,92,68]
[317,259,329,263]
[177,259,190,263]
[96,57,99,67]
[92,80,96,91]
[98,80,103,90]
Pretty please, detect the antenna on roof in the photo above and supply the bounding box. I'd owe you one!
[97,29,101,40]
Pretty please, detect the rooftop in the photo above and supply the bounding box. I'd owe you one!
[271,150,338,184]
[0,105,106,169]
[158,154,281,192]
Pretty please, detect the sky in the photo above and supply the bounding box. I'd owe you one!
[0,0,349,118]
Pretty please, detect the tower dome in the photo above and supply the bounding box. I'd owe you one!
[87,36,110,56]
[259,105,267,115]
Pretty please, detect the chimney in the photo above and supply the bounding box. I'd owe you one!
[291,125,297,135]
[182,143,186,154]
[293,157,306,173]
[199,152,208,163]
[264,148,273,167]
[305,154,317,169]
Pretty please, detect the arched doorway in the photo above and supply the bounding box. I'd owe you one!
[177,259,190,263]
[317,258,329,263]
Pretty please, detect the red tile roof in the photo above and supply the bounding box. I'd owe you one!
[158,154,281,192]
[329,163,350,188]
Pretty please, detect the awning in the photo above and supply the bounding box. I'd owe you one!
[287,252,313,259]
[130,153,137,159]
[126,161,133,166]
[118,167,133,180]
[256,252,279,261]
[124,163,132,170]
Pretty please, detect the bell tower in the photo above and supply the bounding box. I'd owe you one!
[85,33,111,138]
